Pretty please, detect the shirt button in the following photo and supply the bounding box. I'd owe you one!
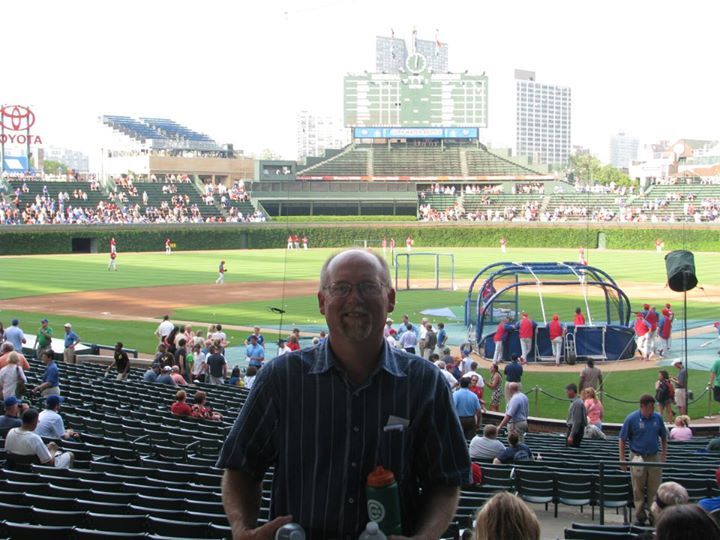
[351,462,357,468]
[348,497,355,504]
[353,426,359,432]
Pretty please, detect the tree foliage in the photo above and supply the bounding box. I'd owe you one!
[568,154,634,187]
[43,160,68,175]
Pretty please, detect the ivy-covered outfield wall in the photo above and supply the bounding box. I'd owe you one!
[0,222,717,255]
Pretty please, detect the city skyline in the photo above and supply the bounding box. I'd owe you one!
[1,0,718,166]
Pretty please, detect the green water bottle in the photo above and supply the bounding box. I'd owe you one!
[366,465,402,535]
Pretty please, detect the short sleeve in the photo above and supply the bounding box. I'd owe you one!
[216,364,279,479]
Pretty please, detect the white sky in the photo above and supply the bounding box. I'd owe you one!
[3,0,719,162]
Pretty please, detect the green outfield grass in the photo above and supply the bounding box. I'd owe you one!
[1,246,717,421]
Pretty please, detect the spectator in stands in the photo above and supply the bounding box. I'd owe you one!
[62,323,80,364]
[453,376,482,438]
[0,343,30,371]
[669,415,693,441]
[192,391,222,421]
[206,345,227,385]
[286,334,300,352]
[245,326,264,346]
[0,396,26,432]
[276,339,292,356]
[105,342,130,380]
[244,366,258,390]
[217,249,470,539]
[36,395,78,439]
[579,359,603,392]
[171,390,192,416]
[0,321,4,344]
[32,349,60,397]
[699,467,720,512]
[435,360,458,389]
[671,359,688,415]
[175,338,188,375]
[582,387,604,430]
[155,315,174,343]
[655,370,675,423]
[0,352,27,400]
[487,363,503,412]
[5,408,74,468]
[399,322,418,354]
[655,503,720,540]
[466,372,484,402]
[170,365,187,385]
[424,323,437,359]
[144,363,161,382]
[156,366,177,386]
[469,424,506,460]
[245,335,264,369]
[437,322,447,349]
[4,319,26,354]
[497,382,529,442]
[619,394,668,526]
[650,481,689,523]
[473,491,540,540]
[565,383,587,447]
[228,366,243,386]
[493,432,533,464]
[503,354,523,402]
[34,318,53,355]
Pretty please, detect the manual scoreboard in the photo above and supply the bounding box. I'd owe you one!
[344,52,488,128]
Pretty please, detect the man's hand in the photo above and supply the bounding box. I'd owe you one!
[619,463,628,472]
[567,435,573,445]
[231,515,293,540]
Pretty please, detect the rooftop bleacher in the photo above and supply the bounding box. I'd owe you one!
[102,115,220,151]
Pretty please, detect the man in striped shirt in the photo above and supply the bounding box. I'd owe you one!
[218,249,470,540]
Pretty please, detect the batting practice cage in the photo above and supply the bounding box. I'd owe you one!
[394,252,455,291]
[464,262,636,363]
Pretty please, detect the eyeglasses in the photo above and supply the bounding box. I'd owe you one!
[324,281,386,298]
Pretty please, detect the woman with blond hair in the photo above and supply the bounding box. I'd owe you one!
[582,387,604,430]
[474,491,540,540]
[0,352,27,399]
[669,415,693,441]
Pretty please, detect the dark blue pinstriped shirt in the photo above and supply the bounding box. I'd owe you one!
[217,340,471,540]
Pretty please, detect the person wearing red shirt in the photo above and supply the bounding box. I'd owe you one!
[406,235,413,252]
[492,318,513,364]
[634,312,652,361]
[665,303,674,350]
[579,246,587,266]
[389,238,396,252]
[381,237,387,256]
[517,312,537,364]
[500,237,507,253]
[574,308,586,326]
[170,390,192,416]
[549,314,565,366]
[657,309,673,358]
[287,235,294,250]
[645,306,659,358]
[165,238,172,255]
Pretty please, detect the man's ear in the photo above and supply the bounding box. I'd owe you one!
[387,287,396,314]
[318,290,326,316]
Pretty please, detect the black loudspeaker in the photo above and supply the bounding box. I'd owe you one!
[664,250,698,292]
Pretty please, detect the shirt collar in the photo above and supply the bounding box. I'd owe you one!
[308,339,406,378]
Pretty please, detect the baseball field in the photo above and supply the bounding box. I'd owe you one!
[1,245,718,422]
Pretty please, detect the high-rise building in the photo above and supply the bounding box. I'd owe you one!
[515,69,571,166]
[376,33,448,73]
[609,131,639,169]
[296,110,349,160]
[43,146,90,172]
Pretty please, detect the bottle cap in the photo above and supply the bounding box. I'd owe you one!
[367,465,395,487]
[366,522,379,534]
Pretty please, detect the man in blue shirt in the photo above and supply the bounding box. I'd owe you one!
[143,363,161,382]
[245,327,264,347]
[4,319,26,354]
[699,467,720,513]
[218,249,470,539]
[497,382,529,442]
[453,376,482,439]
[619,394,668,526]
[504,354,524,402]
[245,335,265,369]
[62,323,80,364]
[32,350,60,397]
